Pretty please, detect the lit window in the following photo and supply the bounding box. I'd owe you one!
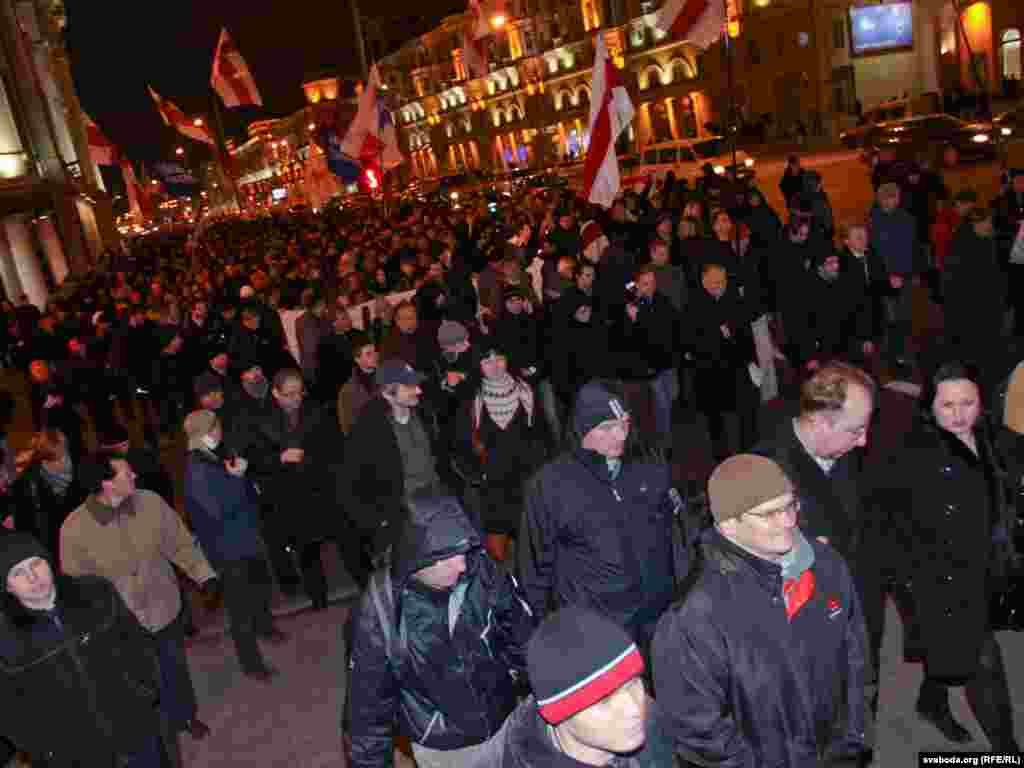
[1003,29,1022,80]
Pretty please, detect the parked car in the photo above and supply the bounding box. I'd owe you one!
[636,136,755,182]
[862,113,997,166]
[840,93,942,149]
[995,107,1023,142]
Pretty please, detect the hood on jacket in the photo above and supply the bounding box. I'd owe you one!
[392,494,481,585]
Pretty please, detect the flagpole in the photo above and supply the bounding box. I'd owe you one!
[209,89,240,213]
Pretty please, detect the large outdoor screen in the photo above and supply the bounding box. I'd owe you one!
[849,3,913,56]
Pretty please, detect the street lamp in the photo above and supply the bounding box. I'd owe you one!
[175,146,184,156]
[308,123,316,131]
[193,117,204,127]
[491,13,506,29]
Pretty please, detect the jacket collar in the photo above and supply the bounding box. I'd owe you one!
[86,494,135,525]
[703,527,784,596]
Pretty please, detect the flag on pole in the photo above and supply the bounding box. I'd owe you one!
[147,85,215,145]
[340,65,403,170]
[210,28,263,108]
[120,158,143,220]
[654,0,726,48]
[85,113,117,166]
[581,35,634,209]
[461,0,490,79]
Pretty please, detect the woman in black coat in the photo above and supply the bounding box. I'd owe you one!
[0,534,165,767]
[684,263,759,462]
[9,429,86,560]
[456,347,544,563]
[865,362,1019,750]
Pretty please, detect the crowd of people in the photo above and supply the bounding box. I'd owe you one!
[0,150,1023,768]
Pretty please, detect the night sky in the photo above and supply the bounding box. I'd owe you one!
[64,0,464,184]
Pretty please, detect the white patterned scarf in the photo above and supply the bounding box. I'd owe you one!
[476,374,534,431]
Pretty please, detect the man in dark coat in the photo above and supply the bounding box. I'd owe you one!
[869,183,920,370]
[994,169,1024,334]
[465,606,676,768]
[653,455,868,768]
[341,361,452,578]
[0,534,166,767]
[347,495,534,768]
[520,380,683,652]
[242,368,339,610]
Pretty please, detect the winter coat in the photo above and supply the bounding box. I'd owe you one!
[930,207,962,273]
[994,190,1024,264]
[791,268,872,365]
[242,400,339,544]
[753,417,864,561]
[0,575,162,767]
[863,418,1013,678]
[869,206,919,276]
[492,312,544,378]
[9,464,86,559]
[684,287,757,415]
[184,449,265,566]
[464,695,677,768]
[652,528,868,768]
[944,226,1007,349]
[650,263,687,314]
[347,496,534,768]
[316,330,357,402]
[378,326,436,374]
[296,311,329,384]
[338,369,376,436]
[621,293,679,378]
[520,447,679,648]
[342,397,450,555]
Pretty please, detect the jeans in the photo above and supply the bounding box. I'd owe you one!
[152,611,198,732]
[410,741,490,768]
[221,556,276,674]
[649,368,678,443]
[885,282,914,361]
[120,733,165,768]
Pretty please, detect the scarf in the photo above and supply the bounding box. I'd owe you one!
[476,373,534,431]
[41,461,73,499]
[779,528,816,621]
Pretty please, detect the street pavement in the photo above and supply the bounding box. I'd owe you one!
[4,148,1017,765]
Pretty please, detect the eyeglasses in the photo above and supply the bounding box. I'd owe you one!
[743,498,801,522]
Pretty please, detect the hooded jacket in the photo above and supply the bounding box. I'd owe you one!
[347,496,534,768]
[520,445,678,648]
[0,574,162,767]
[463,694,676,768]
[652,528,867,768]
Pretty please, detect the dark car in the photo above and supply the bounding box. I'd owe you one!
[863,113,997,166]
[995,108,1023,143]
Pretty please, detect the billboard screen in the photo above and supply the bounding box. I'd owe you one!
[849,3,913,56]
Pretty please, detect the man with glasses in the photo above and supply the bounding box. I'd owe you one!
[242,368,338,609]
[520,380,684,654]
[653,454,868,768]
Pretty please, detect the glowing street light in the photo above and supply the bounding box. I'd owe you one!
[490,13,506,28]
[193,117,204,127]
[308,123,316,131]
[175,146,184,156]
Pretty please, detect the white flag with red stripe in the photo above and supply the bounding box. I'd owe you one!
[339,65,403,170]
[654,0,725,48]
[461,0,490,79]
[120,158,143,220]
[85,112,117,166]
[211,28,263,108]
[581,35,634,209]
[148,85,215,145]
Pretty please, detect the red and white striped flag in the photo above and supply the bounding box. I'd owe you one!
[84,113,117,166]
[581,35,634,209]
[120,158,143,220]
[461,0,490,79]
[340,65,404,170]
[654,0,725,48]
[148,85,215,145]
[211,28,263,108]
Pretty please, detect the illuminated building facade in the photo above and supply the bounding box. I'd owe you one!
[0,0,117,306]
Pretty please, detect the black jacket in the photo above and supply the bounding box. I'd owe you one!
[342,397,450,554]
[791,268,872,365]
[0,574,161,767]
[684,287,756,415]
[863,418,1013,678]
[653,528,867,768]
[347,496,534,768]
[622,293,678,378]
[9,465,86,559]
[753,417,864,560]
[520,447,679,648]
[944,226,1007,348]
[463,695,676,768]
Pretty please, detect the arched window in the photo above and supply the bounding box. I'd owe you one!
[577,86,591,110]
[670,59,693,83]
[1002,29,1022,80]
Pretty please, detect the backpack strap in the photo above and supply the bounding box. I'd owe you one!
[368,568,397,663]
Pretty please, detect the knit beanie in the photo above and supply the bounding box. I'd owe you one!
[183,410,218,452]
[0,533,50,584]
[708,454,794,524]
[437,320,469,349]
[573,381,629,438]
[528,606,645,724]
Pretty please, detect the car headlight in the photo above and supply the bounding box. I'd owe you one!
[744,158,754,168]
[1002,127,1013,136]
[713,164,725,174]
[971,133,990,143]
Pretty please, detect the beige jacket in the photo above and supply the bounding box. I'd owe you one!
[60,489,216,632]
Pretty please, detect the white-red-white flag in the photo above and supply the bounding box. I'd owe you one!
[85,113,117,166]
[654,0,725,48]
[461,0,490,79]
[148,85,215,145]
[340,65,403,170]
[581,35,634,209]
[120,158,143,220]
[211,28,263,108]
